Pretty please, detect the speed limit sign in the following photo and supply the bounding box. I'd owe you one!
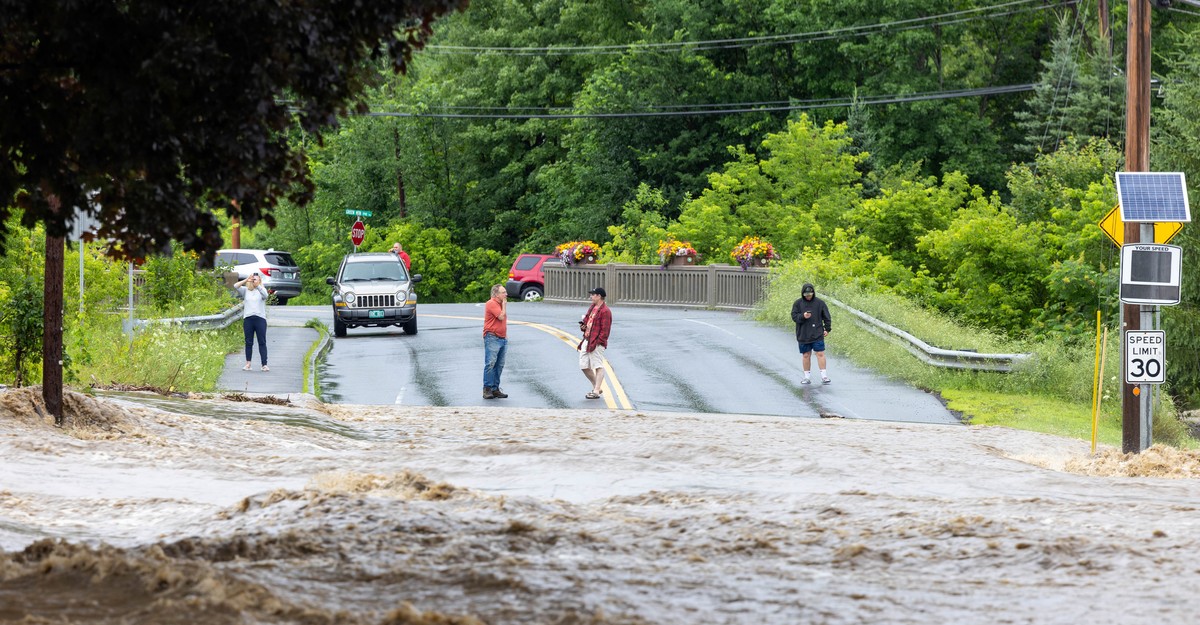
[1125,330,1165,385]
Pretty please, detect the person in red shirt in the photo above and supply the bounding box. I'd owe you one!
[391,242,411,271]
[482,284,508,399]
[578,286,612,399]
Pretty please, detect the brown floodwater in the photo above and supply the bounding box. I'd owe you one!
[1,387,1198,624]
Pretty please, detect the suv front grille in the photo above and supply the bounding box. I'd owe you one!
[352,294,396,308]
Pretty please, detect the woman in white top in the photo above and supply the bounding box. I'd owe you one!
[236,273,270,371]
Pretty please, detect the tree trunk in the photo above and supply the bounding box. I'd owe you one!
[394,124,407,219]
[43,233,65,426]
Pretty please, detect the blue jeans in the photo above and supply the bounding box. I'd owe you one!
[483,333,507,390]
[243,316,268,365]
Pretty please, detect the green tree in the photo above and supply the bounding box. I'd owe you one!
[1154,24,1200,405]
[1015,16,1125,159]
[673,115,865,260]
[917,196,1048,333]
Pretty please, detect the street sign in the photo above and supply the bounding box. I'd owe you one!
[1119,243,1182,305]
[350,220,366,246]
[1098,206,1182,247]
[1125,330,1165,385]
[344,209,374,217]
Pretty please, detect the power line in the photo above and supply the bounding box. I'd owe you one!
[361,84,1036,120]
[425,0,1077,56]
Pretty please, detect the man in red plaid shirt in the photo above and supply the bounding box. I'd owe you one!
[578,287,612,399]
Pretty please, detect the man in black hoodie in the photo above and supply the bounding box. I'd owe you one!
[791,283,832,384]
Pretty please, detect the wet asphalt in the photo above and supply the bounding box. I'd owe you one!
[216,312,318,396]
[228,303,960,425]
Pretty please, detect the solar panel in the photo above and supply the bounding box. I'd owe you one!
[1116,172,1191,223]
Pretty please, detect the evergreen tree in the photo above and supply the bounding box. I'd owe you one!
[1016,15,1124,159]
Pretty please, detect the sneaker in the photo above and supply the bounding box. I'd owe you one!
[801,378,811,385]
[242,363,252,371]
[821,376,831,385]
[261,365,270,372]
[483,388,495,399]
[491,388,508,399]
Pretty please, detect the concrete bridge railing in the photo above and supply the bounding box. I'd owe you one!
[543,262,770,310]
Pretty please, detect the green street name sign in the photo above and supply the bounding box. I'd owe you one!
[344,209,373,217]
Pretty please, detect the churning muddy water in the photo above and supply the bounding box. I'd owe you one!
[1,387,1199,624]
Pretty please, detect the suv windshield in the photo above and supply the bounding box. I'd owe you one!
[342,262,408,282]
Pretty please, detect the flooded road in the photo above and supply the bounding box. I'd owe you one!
[2,387,1199,624]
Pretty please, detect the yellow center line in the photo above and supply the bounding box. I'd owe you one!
[424,313,634,410]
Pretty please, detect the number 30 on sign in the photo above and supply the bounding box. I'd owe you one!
[1125,330,1165,385]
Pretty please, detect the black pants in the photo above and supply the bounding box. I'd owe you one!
[243,316,268,365]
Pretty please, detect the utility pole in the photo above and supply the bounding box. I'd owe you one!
[1122,0,1152,453]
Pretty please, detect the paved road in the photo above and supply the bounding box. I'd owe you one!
[216,313,316,396]
[222,303,957,425]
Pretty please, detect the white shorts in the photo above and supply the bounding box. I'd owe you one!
[579,341,606,370]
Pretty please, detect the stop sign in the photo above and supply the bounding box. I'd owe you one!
[350,220,366,246]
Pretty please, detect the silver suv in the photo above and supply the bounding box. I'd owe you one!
[215,248,302,305]
[326,253,422,337]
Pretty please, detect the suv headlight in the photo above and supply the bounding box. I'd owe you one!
[396,288,408,301]
[343,291,355,305]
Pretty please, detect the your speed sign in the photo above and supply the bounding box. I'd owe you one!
[1125,330,1165,385]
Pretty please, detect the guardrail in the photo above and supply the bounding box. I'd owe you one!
[133,302,244,331]
[543,262,770,310]
[825,296,1033,372]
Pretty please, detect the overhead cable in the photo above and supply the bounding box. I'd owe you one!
[360,84,1036,120]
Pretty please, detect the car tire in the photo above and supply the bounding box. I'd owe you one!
[273,297,289,306]
[521,285,543,301]
[333,313,347,338]
[403,317,418,335]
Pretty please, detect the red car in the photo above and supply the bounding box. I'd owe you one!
[504,253,558,300]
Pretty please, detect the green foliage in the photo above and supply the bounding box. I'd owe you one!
[0,220,44,386]
[1155,24,1200,406]
[1015,16,1125,159]
[461,248,511,303]
[917,196,1048,333]
[1,0,466,260]
[71,316,241,392]
[673,115,865,261]
[846,172,966,268]
[140,249,232,315]
[605,184,671,264]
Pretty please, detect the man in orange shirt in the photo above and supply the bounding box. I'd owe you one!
[482,284,508,399]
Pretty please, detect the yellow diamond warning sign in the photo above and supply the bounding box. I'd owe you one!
[1099,206,1182,247]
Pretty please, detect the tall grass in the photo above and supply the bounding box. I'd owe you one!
[67,314,242,392]
[760,260,1195,448]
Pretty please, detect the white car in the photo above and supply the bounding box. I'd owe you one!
[215,248,302,304]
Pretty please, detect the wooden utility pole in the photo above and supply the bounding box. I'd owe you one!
[1099,0,1110,41]
[1122,0,1152,453]
[43,234,65,426]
